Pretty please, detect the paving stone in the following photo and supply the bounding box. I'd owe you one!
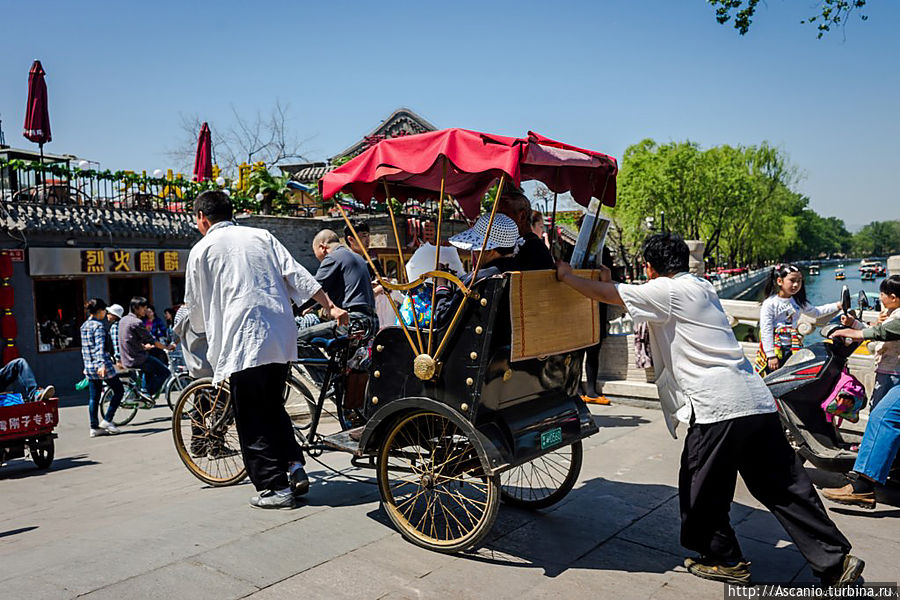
[78,560,257,600]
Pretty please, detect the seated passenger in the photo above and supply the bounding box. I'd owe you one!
[498,188,554,271]
[431,213,521,328]
[397,243,464,329]
[298,229,377,343]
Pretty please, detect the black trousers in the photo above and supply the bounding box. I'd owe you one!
[679,412,850,575]
[230,363,304,492]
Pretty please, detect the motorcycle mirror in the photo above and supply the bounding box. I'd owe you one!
[858,290,870,310]
[841,285,851,315]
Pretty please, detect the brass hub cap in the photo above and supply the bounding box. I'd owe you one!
[413,353,436,380]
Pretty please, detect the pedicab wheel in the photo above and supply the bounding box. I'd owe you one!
[166,372,194,411]
[499,441,583,509]
[172,378,246,487]
[29,438,54,469]
[377,411,500,553]
[101,386,138,426]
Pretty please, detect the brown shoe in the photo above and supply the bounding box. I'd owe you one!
[820,554,865,587]
[821,484,876,509]
[684,556,752,586]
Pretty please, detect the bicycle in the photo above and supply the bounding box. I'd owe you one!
[171,322,368,486]
[100,362,193,426]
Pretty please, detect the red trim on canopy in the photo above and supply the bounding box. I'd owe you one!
[522,132,617,208]
[320,128,618,217]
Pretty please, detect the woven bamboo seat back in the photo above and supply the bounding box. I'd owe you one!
[508,269,601,362]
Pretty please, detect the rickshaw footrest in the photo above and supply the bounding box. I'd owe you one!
[321,427,365,457]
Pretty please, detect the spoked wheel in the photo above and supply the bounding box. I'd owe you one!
[500,441,583,509]
[166,372,194,411]
[29,438,54,469]
[172,378,246,487]
[377,411,500,553]
[101,386,139,426]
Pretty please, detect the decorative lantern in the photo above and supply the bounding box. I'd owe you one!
[1,311,17,340]
[0,284,12,309]
[2,343,19,364]
[0,253,12,279]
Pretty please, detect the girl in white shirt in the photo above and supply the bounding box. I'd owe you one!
[755,264,840,374]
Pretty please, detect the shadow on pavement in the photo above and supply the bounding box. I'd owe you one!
[0,526,38,539]
[452,478,804,579]
[592,413,652,429]
[0,453,98,480]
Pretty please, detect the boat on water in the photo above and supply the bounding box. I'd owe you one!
[861,269,876,281]
[808,264,820,276]
[835,269,846,280]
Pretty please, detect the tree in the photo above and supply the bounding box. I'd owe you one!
[609,138,798,268]
[167,101,311,177]
[708,0,868,38]
[852,221,900,256]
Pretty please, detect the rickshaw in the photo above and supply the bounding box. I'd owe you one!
[171,128,618,553]
[0,394,59,470]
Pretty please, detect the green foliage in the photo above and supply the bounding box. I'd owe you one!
[609,138,859,270]
[245,169,290,215]
[708,0,868,38]
[852,221,900,256]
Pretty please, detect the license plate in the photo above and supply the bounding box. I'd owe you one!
[540,427,562,450]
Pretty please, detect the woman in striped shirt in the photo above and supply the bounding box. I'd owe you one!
[80,298,124,437]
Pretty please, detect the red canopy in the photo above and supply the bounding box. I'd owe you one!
[321,129,522,218]
[520,131,617,208]
[193,122,213,182]
[320,128,617,218]
[23,60,51,145]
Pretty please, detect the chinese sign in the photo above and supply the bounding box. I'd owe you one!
[0,402,57,439]
[29,248,189,276]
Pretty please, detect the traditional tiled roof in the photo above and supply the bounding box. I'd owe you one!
[0,202,198,240]
[279,162,334,184]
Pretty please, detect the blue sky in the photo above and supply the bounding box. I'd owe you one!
[1,0,897,229]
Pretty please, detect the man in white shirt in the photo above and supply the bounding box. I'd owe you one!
[185,191,348,510]
[555,233,861,587]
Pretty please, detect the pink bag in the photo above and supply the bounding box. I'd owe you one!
[821,370,868,425]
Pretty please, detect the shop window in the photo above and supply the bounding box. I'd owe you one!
[108,277,151,312]
[34,279,86,352]
[170,275,185,306]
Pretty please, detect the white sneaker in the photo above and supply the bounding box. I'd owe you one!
[90,428,109,438]
[99,419,121,434]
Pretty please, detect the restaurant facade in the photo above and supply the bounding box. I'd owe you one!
[0,198,197,391]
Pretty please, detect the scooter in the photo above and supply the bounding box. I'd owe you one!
[764,286,898,482]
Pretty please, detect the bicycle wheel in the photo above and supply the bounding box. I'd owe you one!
[172,378,246,487]
[499,441,583,509]
[101,385,139,426]
[377,411,500,553]
[166,372,194,411]
[285,371,323,430]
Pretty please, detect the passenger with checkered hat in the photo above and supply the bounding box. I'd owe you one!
[430,213,521,328]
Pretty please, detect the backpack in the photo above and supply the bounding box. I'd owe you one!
[821,370,868,425]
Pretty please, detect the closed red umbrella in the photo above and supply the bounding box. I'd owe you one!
[193,122,213,182]
[23,60,52,181]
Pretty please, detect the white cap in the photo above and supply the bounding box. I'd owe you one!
[107,304,124,319]
[406,243,465,283]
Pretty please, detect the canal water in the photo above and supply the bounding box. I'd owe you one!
[750,261,884,344]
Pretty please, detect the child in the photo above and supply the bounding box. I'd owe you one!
[840,274,900,408]
[755,264,841,374]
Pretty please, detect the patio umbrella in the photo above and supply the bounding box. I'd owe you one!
[22,60,52,183]
[192,122,213,182]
